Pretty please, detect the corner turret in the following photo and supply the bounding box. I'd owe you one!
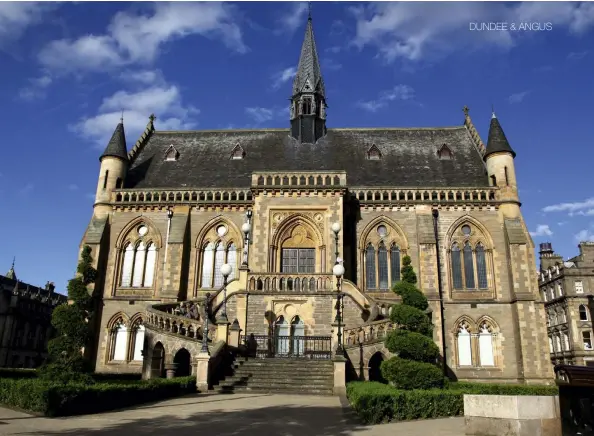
[484,111,520,217]
[94,119,129,216]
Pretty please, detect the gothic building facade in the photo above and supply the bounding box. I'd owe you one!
[81,15,553,384]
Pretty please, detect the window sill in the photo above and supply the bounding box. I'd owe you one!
[451,290,494,301]
[114,288,155,298]
[455,366,502,372]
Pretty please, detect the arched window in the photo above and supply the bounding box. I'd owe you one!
[478,323,495,366]
[291,316,305,356]
[200,242,215,287]
[449,223,492,291]
[548,336,553,353]
[563,331,570,351]
[456,322,472,366]
[131,321,145,361]
[213,242,226,287]
[579,305,589,321]
[121,241,157,288]
[275,316,289,356]
[390,245,401,284]
[227,243,237,281]
[555,334,562,352]
[112,320,128,361]
[378,242,388,289]
[200,240,238,288]
[365,244,376,289]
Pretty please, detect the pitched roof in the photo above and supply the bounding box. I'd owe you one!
[293,16,325,97]
[125,126,489,189]
[100,122,128,161]
[484,113,516,159]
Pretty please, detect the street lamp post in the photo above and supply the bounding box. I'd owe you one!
[201,294,210,353]
[242,210,252,267]
[331,222,341,264]
[219,264,232,323]
[333,262,345,354]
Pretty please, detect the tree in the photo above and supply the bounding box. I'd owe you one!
[382,266,446,390]
[401,255,417,285]
[39,246,97,383]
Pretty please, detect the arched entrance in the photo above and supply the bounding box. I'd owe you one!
[368,352,386,383]
[151,342,165,378]
[291,316,305,356]
[173,348,191,377]
[275,316,290,356]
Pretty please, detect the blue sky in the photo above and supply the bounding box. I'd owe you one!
[1,1,593,294]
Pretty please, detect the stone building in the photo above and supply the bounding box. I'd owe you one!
[539,241,594,367]
[80,14,553,385]
[0,262,67,368]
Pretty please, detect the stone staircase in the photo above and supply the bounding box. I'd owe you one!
[215,357,335,395]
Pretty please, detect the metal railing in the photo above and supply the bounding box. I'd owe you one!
[240,335,332,360]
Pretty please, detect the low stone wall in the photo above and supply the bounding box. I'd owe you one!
[464,394,561,436]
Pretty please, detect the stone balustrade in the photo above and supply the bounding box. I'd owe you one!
[343,319,395,348]
[146,303,213,341]
[252,171,347,188]
[112,188,253,205]
[247,273,335,292]
[350,187,497,204]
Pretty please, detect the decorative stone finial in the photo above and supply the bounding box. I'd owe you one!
[463,105,470,116]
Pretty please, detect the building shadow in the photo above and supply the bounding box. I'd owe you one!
[19,402,369,436]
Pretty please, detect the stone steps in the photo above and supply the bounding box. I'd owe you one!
[215,356,335,396]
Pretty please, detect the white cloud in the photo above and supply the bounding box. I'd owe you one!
[38,2,247,73]
[72,83,199,148]
[18,183,34,196]
[508,91,530,104]
[68,184,79,191]
[119,70,163,85]
[322,59,342,71]
[574,226,594,242]
[275,2,309,35]
[245,107,275,124]
[357,84,415,112]
[568,51,588,60]
[271,67,296,90]
[351,2,594,63]
[530,224,553,237]
[543,197,594,216]
[18,74,52,101]
[0,2,55,45]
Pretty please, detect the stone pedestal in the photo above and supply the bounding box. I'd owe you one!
[228,320,241,348]
[464,394,561,436]
[195,352,211,392]
[333,355,347,397]
[164,363,178,379]
[216,317,230,343]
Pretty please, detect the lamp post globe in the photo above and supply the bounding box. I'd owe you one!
[333,264,345,278]
[220,263,232,278]
[331,222,341,234]
[241,222,251,234]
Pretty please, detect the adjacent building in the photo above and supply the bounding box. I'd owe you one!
[539,242,594,367]
[0,262,67,368]
[79,14,553,384]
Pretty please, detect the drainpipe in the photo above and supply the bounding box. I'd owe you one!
[162,209,173,295]
[432,209,448,378]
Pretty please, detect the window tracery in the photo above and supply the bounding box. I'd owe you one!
[197,220,240,289]
[454,317,499,368]
[362,221,406,291]
[119,223,159,288]
[449,222,491,292]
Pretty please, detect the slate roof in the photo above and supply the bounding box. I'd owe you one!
[484,114,516,159]
[100,122,128,161]
[125,126,489,189]
[293,16,325,97]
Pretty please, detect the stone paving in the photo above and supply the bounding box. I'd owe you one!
[0,393,464,436]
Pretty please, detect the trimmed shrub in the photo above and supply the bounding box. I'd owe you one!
[384,330,440,363]
[0,368,37,379]
[401,255,417,285]
[381,357,445,390]
[0,376,196,417]
[346,381,559,425]
[389,304,433,337]
[392,282,429,311]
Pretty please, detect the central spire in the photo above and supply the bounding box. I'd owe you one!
[290,9,327,144]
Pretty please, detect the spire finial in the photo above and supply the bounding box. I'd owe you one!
[120,109,124,123]
[11,256,15,269]
[491,104,496,119]
[308,1,312,20]
[149,113,157,123]
[6,257,16,280]
[463,105,470,116]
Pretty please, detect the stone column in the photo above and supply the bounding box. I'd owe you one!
[165,363,178,379]
[333,355,347,396]
[195,352,211,392]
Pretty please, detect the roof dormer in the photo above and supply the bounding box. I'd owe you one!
[366,144,382,160]
[437,144,452,160]
[165,145,179,162]
[231,143,245,160]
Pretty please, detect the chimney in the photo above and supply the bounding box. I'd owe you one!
[539,242,563,271]
[578,242,594,265]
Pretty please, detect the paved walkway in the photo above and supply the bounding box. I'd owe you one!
[0,393,464,436]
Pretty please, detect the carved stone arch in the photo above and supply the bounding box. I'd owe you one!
[445,215,494,249]
[476,315,500,333]
[359,215,409,251]
[452,315,477,334]
[271,213,323,248]
[129,312,144,328]
[195,215,242,249]
[107,312,129,329]
[116,215,163,249]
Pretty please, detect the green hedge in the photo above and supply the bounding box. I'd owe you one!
[0,376,196,417]
[0,368,37,379]
[0,369,143,383]
[346,381,559,425]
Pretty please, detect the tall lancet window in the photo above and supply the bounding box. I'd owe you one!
[131,242,146,287]
[213,242,226,288]
[451,243,463,290]
[144,243,157,287]
[201,242,215,287]
[365,244,376,289]
[120,234,157,288]
[112,320,128,361]
[227,243,237,280]
[457,323,472,366]
[390,245,401,284]
[478,323,495,366]
[121,244,135,287]
[463,242,475,289]
[378,242,389,289]
[475,243,488,289]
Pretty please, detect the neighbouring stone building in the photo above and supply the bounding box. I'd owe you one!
[80,14,553,385]
[539,241,594,367]
[0,262,66,368]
